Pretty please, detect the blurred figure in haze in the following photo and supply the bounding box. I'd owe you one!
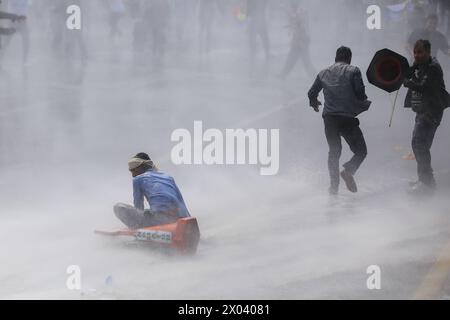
[108,0,125,39]
[337,0,365,44]
[132,0,145,52]
[126,0,141,20]
[246,0,271,65]
[134,0,170,63]
[437,0,450,36]
[197,0,222,55]
[407,1,427,31]
[172,0,190,47]
[114,153,191,229]
[407,14,450,60]
[4,0,29,64]
[308,46,370,195]
[148,0,170,62]
[0,4,25,46]
[403,39,449,195]
[428,0,439,13]
[279,1,316,80]
[48,1,66,56]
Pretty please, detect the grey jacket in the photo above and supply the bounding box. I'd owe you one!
[308,62,370,117]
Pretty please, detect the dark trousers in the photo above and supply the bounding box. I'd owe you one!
[412,114,440,187]
[323,115,368,188]
[114,203,178,229]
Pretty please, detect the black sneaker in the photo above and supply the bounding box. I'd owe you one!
[340,170,358,193]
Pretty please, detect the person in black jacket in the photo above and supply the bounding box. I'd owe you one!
[404,39,449,194]
[308,46,371,195]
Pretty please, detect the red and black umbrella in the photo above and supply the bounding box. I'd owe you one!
[366,48,410,93]
[366,48,410,126]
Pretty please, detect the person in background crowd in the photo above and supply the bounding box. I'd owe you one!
[4,0,29,64]
[0,1,25,49]
[279,1,316,80]
[407,14,450,60]
[197,0,222,55]
[108,0,125,39]
[246,0,271,70]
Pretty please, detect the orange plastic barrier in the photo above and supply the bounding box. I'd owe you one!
[95,217,200,254]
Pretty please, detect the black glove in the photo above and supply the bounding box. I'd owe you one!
[310,99,321,112]
[403,78,414,89]
[405,62,419,78]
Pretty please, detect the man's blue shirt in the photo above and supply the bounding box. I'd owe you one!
[132,170,190,218]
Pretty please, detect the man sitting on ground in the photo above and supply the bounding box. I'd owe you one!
[114,153,191,229]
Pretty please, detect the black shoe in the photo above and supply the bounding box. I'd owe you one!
[340,170,358,193]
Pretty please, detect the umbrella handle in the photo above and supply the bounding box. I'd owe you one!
[389,89,400,128]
